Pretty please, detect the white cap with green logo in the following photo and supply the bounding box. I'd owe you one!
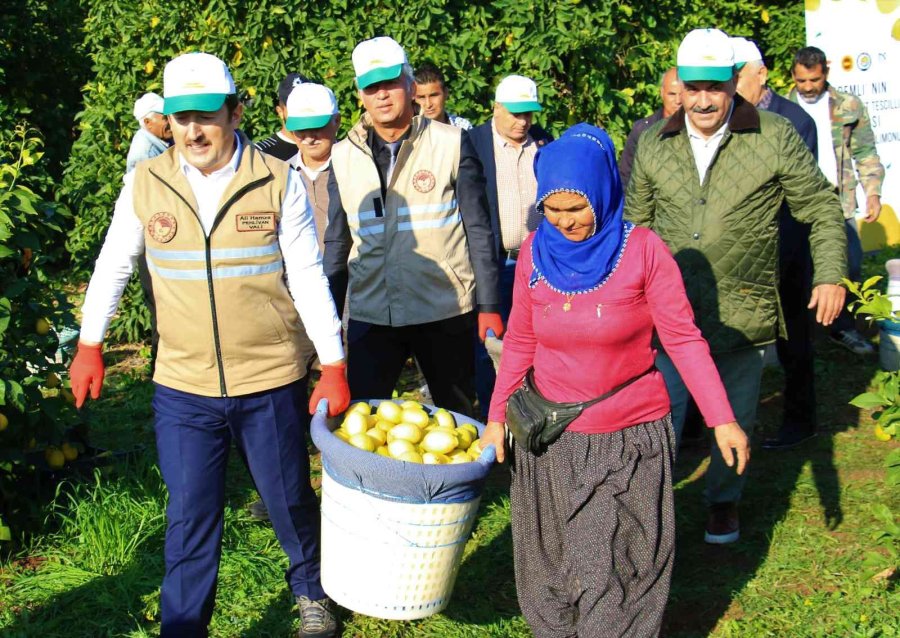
[730,37,763,70]
[352,37,408,90]
[495,75,542,113]
[677,28,735,83]
[285,83,338,131]
[162,52,236,115]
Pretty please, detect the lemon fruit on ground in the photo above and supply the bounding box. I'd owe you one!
[35,318,51,335]
[343,411,369,436]
[388,423,423,444]
[423,452,450,464]
[0,413,8,431]
[349,433,377,452]
[376,401,403,424]
[387,439,416,458]
[434,408,456,429]
[45,447,65,469]
[349,402,371,416]
[401,408,429,428]
[422,430,458,455]
[61,442,79,461]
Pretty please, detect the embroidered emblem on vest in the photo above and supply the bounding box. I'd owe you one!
[236,213,276,232]
[148,212,177,243]
[412,170,436,193]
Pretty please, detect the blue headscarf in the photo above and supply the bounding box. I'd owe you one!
[530,123,633,294]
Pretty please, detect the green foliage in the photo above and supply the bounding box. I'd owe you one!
[0,117,81,543]
[59,0,805,342]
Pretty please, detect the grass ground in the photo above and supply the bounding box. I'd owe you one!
[1,292,899,636]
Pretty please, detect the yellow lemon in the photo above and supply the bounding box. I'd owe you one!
[333,428,351,442]
[401,408,429,428]
[0,413,8,431]
[366,428,387,446]
[388,439,416,458]
[388,423,423,444]
[349,433,377,452]
[459,423,479,438]
[35,318,51,336]
[423,452,450,465]
[376,401,403,424]
[874,425,893,441]
[400,400,422,410]
[398,451,423,464]
[422,430,459,455]
[804,0,819,9]
[376,446,390,457]
[367,415,378,427]
[893,18,900,40]
[45,447,65,469]
[455,428,474,450]
[343,411,369,436]
[469,439,484,457]
[375,419,394,433]
[349,402,371,416]
[61,443,78,461]
[434,408,456,429]
[877,0,899,14]
[449,450,471,464]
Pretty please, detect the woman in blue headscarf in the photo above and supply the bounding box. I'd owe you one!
[483,124,748,637]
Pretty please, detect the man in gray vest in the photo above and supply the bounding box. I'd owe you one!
[324,36,502,415]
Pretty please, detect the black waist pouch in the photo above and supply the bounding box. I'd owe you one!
[505,366,654,455]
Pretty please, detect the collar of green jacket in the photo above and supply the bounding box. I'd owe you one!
[658,94,759,137]
[148,130,275,215]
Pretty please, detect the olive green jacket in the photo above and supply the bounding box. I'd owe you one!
[788,85,885,219]
[625,96,846,352]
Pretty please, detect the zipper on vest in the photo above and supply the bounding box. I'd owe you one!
[204,235,228,397]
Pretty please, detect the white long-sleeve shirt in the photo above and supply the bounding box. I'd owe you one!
[80,134,344,364]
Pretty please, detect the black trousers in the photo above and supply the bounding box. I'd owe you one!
[776,208,816,433]
[347,312,476,416]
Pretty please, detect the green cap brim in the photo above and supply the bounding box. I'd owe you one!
[734,61,747,71]
[285,114,334,131]
[501,101,542,114]
[162,93,228,115]
[677,65,735,83]
[356,64,403,90]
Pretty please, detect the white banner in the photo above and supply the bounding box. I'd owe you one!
[806,0,900,249]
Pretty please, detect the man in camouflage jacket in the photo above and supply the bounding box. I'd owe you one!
[789,46,885,355]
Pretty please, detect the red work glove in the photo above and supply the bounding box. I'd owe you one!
[478,312,505,341]
[69,342,105,408]
[309,362,350,417]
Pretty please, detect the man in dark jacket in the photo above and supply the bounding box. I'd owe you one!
[733,37,821,450]
[468,75,552,417]
[619,68,683,185]
[626,28,847,545]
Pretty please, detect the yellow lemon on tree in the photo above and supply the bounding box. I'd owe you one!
[874,425,893,442]
[388,423,423,444]
[376,401,403,424]
[434,408,456,429]
[349,402,371,416]
[343,411,369,436]
[423,452,450,465]
[366,428,387,446]
[45,447,65,469]
[333,428,351,442]
[400,400,423,410]
[0,413,8,432]
[35,318,51,336]
[61,442,78,461]
[401,408,429,428]
[388,439,416,458]
[399,450,423,464]
[422,430,459,455]
[349,433,377,452]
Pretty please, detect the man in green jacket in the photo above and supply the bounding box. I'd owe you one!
[626,28,847,545]
[789,46,886,356]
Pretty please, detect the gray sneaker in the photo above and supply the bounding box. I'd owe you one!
[297,596,338,638]
[830,329,875,355]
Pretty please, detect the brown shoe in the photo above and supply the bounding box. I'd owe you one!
[705,502,739,544]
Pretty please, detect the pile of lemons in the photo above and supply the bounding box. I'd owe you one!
[333,401,484,464]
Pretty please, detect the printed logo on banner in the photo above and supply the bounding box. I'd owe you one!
[236,213,277,232]
[857,52,873,71]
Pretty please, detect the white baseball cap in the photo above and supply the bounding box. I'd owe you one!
[133,92,164,122]
[495,75,541,113]
[731,37,763,70]
[352,37,408,90]
[162,52,236,115]
[285,83,338,131]
[677,28,735,83]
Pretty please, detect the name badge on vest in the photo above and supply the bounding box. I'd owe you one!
[236,213,277,232]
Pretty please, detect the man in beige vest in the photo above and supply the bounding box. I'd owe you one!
[324,36,502,415]
[68,52,346,638]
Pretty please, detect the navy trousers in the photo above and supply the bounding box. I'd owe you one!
[153,381,324,637]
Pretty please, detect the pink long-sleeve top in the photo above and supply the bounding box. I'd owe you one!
[487,226,735,433]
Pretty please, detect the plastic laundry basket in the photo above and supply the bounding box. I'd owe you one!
[310,400,494,620]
